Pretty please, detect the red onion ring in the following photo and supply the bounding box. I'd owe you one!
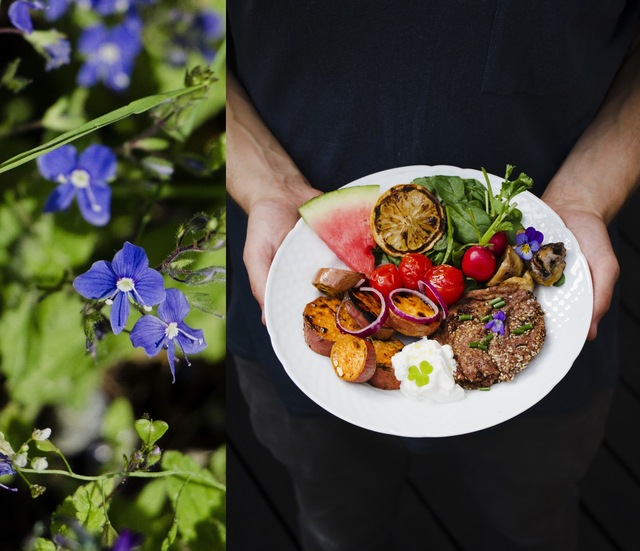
[335,286,389,338]
[418,279,449,319]
[387,287,440,324]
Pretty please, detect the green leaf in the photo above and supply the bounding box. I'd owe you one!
[72,480,114,534]
[161,450,226,549]
[1,58,31,93]
[31,538,56,551]
[34,439,57,452]
[0,82,210,175]
[135,418,169,447]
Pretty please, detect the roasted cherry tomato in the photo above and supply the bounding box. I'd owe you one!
[488,231,508,258]
[422,264,465,305]
[461,245,497,282]
[399,253,433,290]
[369,263,402,298]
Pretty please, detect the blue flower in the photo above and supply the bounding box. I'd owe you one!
[111,529,143,551]
[77,19,142,91]
[514,226,544,261]
[485,310,506,336]
[0,453,18,493]
[8,0,45,34]
[166,9,224,66]
[45,0,71,21]
[91,0,154,16]
[37,144,116,226]
[130,289,207,381]
[73,242,166,335]
[43,36,71,71]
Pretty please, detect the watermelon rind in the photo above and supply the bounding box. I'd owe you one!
[298,185,380,276]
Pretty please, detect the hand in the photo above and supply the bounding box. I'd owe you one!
[541,200,619,341]
[244,188,321,324]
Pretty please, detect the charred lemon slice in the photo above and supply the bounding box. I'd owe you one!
[370,184,446,257]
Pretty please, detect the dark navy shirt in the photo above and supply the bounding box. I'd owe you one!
[228,1,639,417]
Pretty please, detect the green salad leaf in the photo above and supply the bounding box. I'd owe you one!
[413,165,533,266]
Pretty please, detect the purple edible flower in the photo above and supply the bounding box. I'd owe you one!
[45,0,71,21]
[37,144,116,226]
[73,242,166,335]
[166,9,224,66]
[43,36,72,70]
[485,310,506,336]
[0,453,18,492]
[111,529,143,551]
[514,226,544,261]
[76,18,142,91]
[130,288,207,382]
[8,0,45,34]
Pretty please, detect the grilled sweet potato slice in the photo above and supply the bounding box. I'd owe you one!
[312,267,365,297]
[369,337,404,390]
[330,334,377,383]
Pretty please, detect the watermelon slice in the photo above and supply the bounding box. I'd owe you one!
[298,185,380,276]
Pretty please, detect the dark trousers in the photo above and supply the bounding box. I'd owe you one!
[233,354,613,551]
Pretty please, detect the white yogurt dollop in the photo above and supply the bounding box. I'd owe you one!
[392,338,465,403]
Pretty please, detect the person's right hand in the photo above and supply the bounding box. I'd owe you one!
[244,187,321,324]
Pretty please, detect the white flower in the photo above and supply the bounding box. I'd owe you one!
[32,428,52,441]
[31,457,48,471]
[13,453,27,468]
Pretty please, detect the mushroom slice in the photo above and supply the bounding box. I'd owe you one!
[530,242,566,286]
[486,245,525,287]
[502,270,535,292]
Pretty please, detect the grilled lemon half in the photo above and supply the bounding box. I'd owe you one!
[370,184,446,257]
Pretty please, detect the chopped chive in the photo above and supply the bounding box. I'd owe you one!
[488,296,504,306]
[478,387,491,391]
[469,341,488,350]
[481,314,492,323]
[458,314,473,321]
[482,333,494,344]
[491,300,506,309]
[512,323,533,335]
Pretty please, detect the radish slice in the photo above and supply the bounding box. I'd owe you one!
[336,286,389,338]
[387,287,440,324]
[418,279,449,319]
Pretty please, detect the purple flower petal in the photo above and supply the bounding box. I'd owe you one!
[78,144,117,182]
[176,323,206,354]
[44,37,71,71]
[112,242,150,279]
[37,144,77,181]
[73,260,117,299]
[76,185,111,226]
[514,232,528,246]
[8,0,44,33]
[43,183,75,212]
[111,529,143,551]
[45,0,70,21]
[133,269,166,307]
[78,24,109,55]
[130,315,167,356]
[165,339,177,381]
[110,290,130,334]
[158,288,190,323]
[77,61,99,88]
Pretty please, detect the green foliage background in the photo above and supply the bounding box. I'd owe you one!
[0,0,227,549]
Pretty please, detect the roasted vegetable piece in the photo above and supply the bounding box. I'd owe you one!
[303,296,359,356]
[486,245,525,287]
[530,242,566,286]
[312,267,365,297]
[369,337,404,390]
[330,334,377,383]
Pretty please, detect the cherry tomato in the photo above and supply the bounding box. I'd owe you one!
[488,231,508,258]
[399,253,433,290]
[422,264,465,305]
[369,263,402,298]
[461,245,497,282]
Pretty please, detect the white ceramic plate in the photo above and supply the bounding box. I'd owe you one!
[264,165,592,437]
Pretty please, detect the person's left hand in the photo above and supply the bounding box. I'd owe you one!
[541,199,619,341]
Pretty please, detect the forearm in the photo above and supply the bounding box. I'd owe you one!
[543,35,640,220]
[227,72,319,213]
